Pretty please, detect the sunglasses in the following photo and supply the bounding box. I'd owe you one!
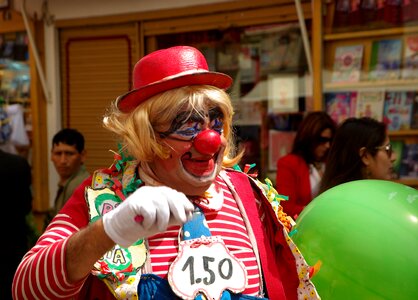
[318,136,332,144]
[375,143,393,158]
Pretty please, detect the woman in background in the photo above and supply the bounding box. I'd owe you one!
[276,111,336,219]
[319,117,395,194]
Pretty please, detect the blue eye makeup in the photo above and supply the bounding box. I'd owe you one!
[210,117,224,135]
[159,107,224,141]
[172,122,202,140]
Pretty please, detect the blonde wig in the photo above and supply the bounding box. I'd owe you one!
[104,85,243,168]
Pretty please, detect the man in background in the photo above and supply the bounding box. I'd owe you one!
[49,128,90,218]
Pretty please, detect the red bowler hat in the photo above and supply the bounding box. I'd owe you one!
[116,46,233,112]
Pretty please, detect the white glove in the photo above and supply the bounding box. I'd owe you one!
[103,186,195,248]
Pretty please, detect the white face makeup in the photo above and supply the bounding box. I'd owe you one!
[150,107,226,196]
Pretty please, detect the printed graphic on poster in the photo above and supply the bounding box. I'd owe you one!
[268,130,296,171]
[391,140,405,179]
[402,35,418,79]
[325,91,357,124]
[369,39,402,80]
[382,91,414,131]
[410,92,418,129]
[331,44,364,83]
[355,90,385,121]
[267,74,299,113]
[399,143,418,179]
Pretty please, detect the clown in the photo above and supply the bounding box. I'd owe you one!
[13,46,319,300]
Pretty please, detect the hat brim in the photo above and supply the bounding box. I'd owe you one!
[117,71,233,113]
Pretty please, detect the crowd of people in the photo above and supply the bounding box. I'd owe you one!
[7,45,398,300]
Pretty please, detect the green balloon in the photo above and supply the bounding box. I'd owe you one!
[292,180,418,300]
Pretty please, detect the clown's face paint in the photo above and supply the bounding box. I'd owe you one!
[150,107,226,196]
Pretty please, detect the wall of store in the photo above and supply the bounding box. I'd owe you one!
[15,0,231,19]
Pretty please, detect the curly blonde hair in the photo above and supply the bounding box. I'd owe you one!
[103,85,243,168]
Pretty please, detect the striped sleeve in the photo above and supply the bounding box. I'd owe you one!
[12,178,92,300]
[12,215,87,299]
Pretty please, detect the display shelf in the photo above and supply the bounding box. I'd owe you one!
[320,2,418,189]
[324,79,418,92]
[324,25,418,41]
[389,130,418,137]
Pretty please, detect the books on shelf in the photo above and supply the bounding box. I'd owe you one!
[327,37,418,86]
[268,130,296,171]
[382,91,414,131]
[401,35,418,79]
[391,140,405,179]
[325,91,357,124]
[355,90,385,121]
[369,39,402,80]
[389,138,418,189]
[331,44,364,83]
[399,143,418,179]
[411,92,418,129]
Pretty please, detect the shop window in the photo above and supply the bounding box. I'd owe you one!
[0,31,31,159]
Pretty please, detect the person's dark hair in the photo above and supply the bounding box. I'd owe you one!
[291,111,336,164]
[319,117,387,194]
[52,128,85,153]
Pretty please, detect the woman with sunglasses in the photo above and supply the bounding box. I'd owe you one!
[319,117,396,195]
[276,111,337,220]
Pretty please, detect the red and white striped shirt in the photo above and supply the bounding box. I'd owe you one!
[148,177,261,295]
[13,175,262,299]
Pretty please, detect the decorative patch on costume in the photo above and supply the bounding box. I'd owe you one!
[86,187,122,222]
[121,160,138,188]
[191,182,224,212]
[92,171,110,189]
[86,180,147,300]
[168,236,247,300]
[92,243,144,300]
[93,245,134,279]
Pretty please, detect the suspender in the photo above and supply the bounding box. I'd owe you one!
[227,170,289,299]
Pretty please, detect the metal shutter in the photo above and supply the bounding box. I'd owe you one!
[60,23,140,172]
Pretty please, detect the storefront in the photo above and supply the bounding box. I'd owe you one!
[1,0,417,219]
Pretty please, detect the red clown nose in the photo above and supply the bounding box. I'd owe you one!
[193,130,221,155]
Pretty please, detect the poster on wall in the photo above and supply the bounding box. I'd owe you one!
[267,74,299,113]
[268,130,296,170]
